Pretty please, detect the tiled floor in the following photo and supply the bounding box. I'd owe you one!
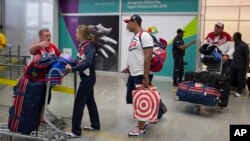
[0,73,250,141]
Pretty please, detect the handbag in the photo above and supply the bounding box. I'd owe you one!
[132,85,160,122]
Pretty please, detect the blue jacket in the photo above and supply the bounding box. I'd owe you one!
[72,41,96,75]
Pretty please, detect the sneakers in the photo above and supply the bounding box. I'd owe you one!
[65,131,80,138]
[143,122,150,129]
[235,93,242,97]
[83,126,100,131]
[128,128,146,137]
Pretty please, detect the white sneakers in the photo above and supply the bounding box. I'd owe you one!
[235,93,242,97]
[128,122,149,137]
[65,131,80,138]
[128,128,146,136]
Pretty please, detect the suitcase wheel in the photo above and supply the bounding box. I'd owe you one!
[174,96,179,101]
[0,135,12,141]
[30,131,38,137]
[47,131,68,141]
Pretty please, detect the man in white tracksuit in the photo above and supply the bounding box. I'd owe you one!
[203,22,234,75]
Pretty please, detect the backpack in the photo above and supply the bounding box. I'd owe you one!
[50,54,73,76]
[24,53,57,81]
[200,44,222,65]
[139,31,168,72]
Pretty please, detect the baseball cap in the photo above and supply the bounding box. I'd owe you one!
[123,14,142,24]
[215,22,224,28]
[177,29,185,33]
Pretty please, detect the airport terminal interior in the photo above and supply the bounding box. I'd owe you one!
[0,0,250,141]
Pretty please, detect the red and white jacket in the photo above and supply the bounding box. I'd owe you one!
[204,31,234,59]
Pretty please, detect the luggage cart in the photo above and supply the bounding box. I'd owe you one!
[0,68,68,141]
[174,56,224,114]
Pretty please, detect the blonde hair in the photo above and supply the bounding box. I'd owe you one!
[77,25,94,41]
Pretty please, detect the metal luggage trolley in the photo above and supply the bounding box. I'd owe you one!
[192,58,223,113]
[0,68,68,141]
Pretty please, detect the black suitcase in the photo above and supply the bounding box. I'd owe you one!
[157,100,167,119]
[217,75,231,107]
[8,77,45,135]
[184,72,197,81]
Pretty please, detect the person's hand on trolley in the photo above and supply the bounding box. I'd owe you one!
[65,64,72,73]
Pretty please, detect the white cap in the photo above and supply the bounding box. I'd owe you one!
[215,22,224,28]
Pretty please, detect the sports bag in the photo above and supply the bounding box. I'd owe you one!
[8,77,45,135]
[139,31,168,72]
[24,53,57,81]
[200,44,222,64]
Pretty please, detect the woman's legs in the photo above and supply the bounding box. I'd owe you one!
[86,87,100,130]
[71,77,94,136]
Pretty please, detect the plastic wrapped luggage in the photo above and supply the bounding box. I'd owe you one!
[8,77,45,135]
[176,81,221,106]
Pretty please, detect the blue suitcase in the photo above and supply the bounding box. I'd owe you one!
[176,81,221,106]
[8,77,45,135]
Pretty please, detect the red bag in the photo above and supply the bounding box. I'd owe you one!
[24,53,56,81]
[139,31,168,72]
[132,85,160,122]
[150,46,167,72]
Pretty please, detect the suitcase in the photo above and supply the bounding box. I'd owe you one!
[176,81,221,106]
[194,71,218,87]
[216,75,231,107]
[184,72,197,81]
[194,72,231,107]
[8,77,45,135]
[157,100,167,119]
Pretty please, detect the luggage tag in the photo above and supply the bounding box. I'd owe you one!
[195,83,203,87]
